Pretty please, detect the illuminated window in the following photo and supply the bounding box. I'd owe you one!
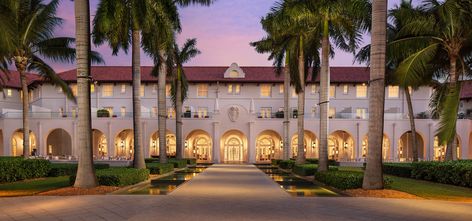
[140,85,145,97]
[197,84,208,97]
[28,90,33,101]
[343,85,349,94]
[121,107,126,117]
[311,85,317,94]
[152,84,158,94]
[260,84,271,97]
[197,107,208,118]
[388,86,399,98]
[228,84,241,94]
[329,107,336,119]
[260,107,272,118]
[104,107,113,117]
[167,108,176,119]
[102,84,113,97]
[229,70,239,78]
[356,108,367,119]
[291,88,297,97]
[90,84,95,93]
[121,84,126,94]
[329,85,336,98]
[356,84,367,98]
[70,84,77,96]
[57,87,62,93]
[166,84,171,97]
[279,84,284,94]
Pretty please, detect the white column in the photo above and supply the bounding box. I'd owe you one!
[37,122,43,156]
[248,121,256,163]
[392,123,396,162]
[355,122,360,161]
[212,122,220,163]
[107,121,114,157]
[72,121,77,157]
[142,121,148,157]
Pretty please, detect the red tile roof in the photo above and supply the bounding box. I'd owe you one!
[460,80,472,100]
[54,66,371,83]
[1,70,40,89]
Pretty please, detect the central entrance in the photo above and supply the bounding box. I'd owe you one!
[220,130,247,163]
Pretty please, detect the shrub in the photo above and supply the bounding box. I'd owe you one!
[70,168,149,186]
[0,157,50,183]
[146,163,174,175]
[271,159,282,166]
[382,163,414,178]
[305,159,338,166]
[411,161,472,187]
[168,159,187,168]
[145,158,158,163]
[48,163,110,177]
[184,158,197,165]
[293,164,318,176]
[315,170,392,190]
[279,160,295,169]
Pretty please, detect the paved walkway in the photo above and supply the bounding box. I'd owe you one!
[0,164,471,221]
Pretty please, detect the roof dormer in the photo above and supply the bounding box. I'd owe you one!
[224,63,245,79]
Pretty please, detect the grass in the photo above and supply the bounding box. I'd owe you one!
[335,166,472,201]
[0,176,70,197]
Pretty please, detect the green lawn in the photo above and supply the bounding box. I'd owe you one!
[336,166,472,200]
[0,176,70,197]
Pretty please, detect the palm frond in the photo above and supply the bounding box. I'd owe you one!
[395,43,439,87]
[435,83,461,145]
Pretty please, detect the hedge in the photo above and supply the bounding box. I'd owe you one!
[146,163,174,175]
[145,158,158,163]
[279,160,296,169]
[271,159,282,166]
[184,158,197,165]
[48,163,110,177]
[168,159,187,168]
[382,163,414,178]
[70,168,149,186]
[315,170,392,190]
[411,161,472,187]
[305,158,339,166]
[0,157,50,183]
[292,164,339,176]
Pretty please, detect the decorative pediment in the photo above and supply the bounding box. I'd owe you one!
[224,63,246,79]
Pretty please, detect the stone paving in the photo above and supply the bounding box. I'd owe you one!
[0,164,471,221]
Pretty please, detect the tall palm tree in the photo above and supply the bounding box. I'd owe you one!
[0,0,101,160]
[169,39,201,160]
[362,0,387,190]
[391,0,472,160]
[305,0,371,172]
[253,0,321,164]
[144,0,213,164]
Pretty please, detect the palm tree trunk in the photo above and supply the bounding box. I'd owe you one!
[283,57,290,160]
[296,37,305,165]
[363,0,387,190]
[18,66,29,158]
[73,0,97,188]
[132,29,145,169]
[318,18,330,172]
[175,68,183,160]
[445,56,458,161]
[405,88,418,161]
[158,50,168,164]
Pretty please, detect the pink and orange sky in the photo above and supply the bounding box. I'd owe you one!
[51,0,404,72]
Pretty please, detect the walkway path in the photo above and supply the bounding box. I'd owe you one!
[0,164,471,221]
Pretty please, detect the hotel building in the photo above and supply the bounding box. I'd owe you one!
[1,63,471,163]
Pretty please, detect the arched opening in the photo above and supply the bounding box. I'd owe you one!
[150,130,176,157]
[433,135,461,161]
[398,131,424,161]
[11,129,36,156]
[92,129,107,159]
[0,129,3,156]
[185,130,212,162]
[256,130,282,163]
[115,129,133,160]
[291,131,318,159]
[362,134,390,161]
[46,129,72,157]
[220,130,247,163]
[329,130,355,161]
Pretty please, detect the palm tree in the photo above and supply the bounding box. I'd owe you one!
[0,0,100,160]
[305,0,371,172]
[74,0,101,188]
[391,0,472,160]
[169,39,201,160]
[362,0,387,190]
[252,0,322,164]
[143,0,214,164]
